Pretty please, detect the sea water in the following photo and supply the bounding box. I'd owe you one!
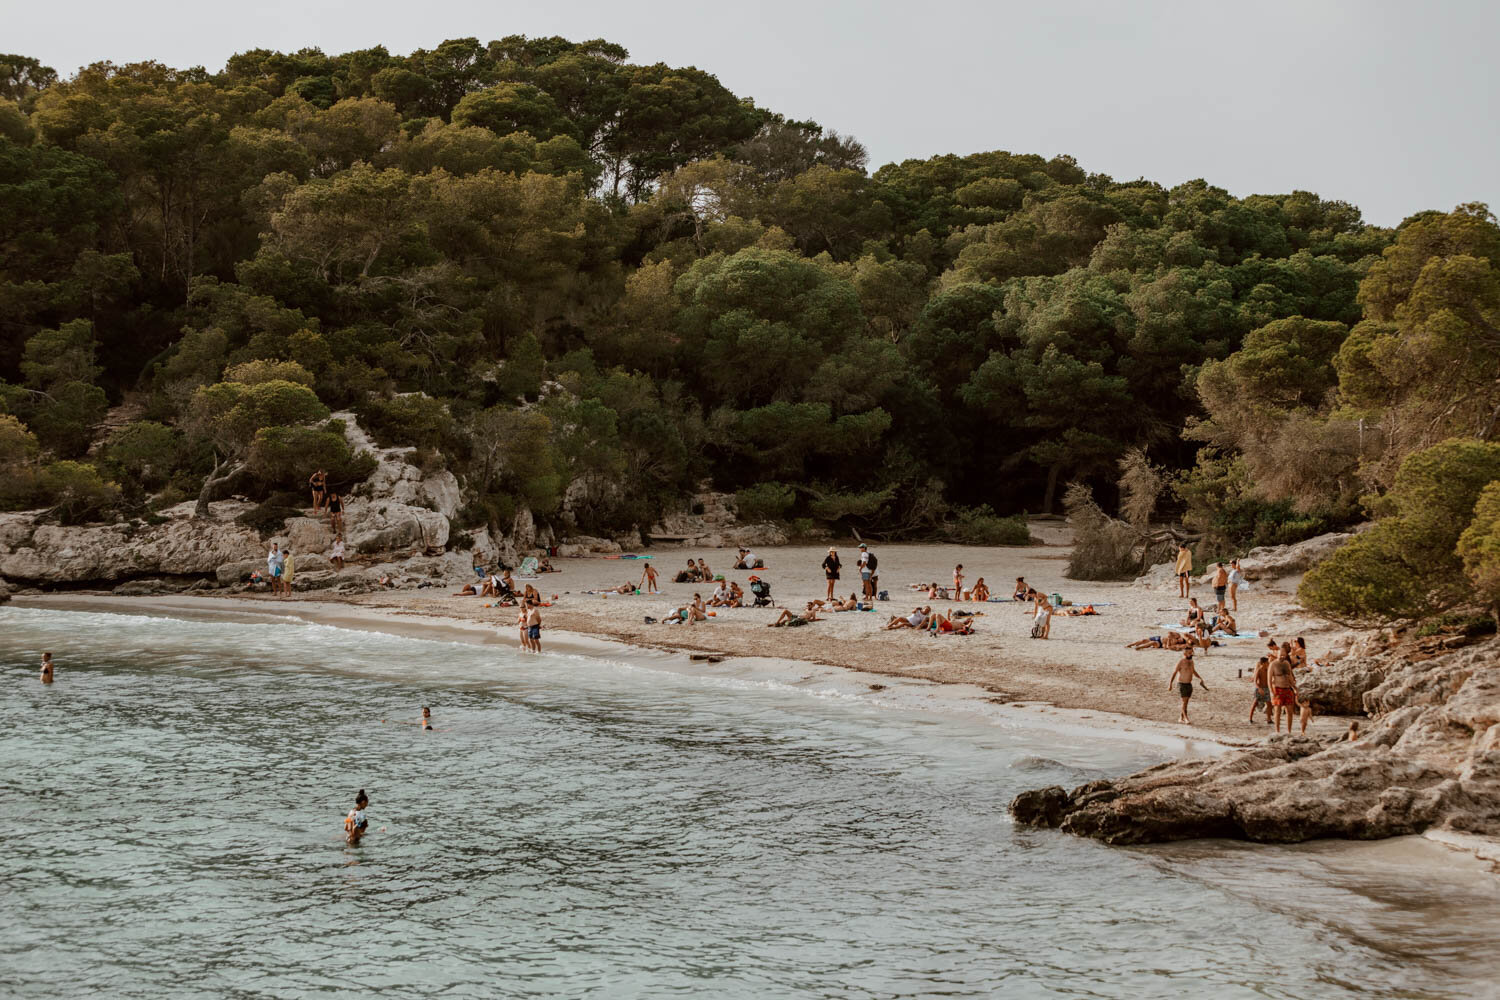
[2,605,1498,999]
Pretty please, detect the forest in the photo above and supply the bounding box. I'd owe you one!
[2,39,1499,624]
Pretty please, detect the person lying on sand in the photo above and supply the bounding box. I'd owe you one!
[769,603,822,627]
[603,581,636,594]
[452,582,481,596]
[826,594,859,612]
[885,607,929,629]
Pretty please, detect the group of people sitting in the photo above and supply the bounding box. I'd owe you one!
[674,558,715,584]
[881,606,977,634]
[451,568,544,607]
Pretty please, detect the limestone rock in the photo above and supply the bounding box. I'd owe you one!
[0,576,12,603]
[1239,530,1360,587]
[344,498,449,553]
[0,502,263,584]
[283,516,333,553]
[1298,655,1390,714]
[556,534,622,558]
[1012,637,1500,845]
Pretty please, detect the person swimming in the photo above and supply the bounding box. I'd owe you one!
[422,706,433,731]
[344,789,369,846]
[40,651,53,685]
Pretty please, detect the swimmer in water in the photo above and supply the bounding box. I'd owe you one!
[40,652,53,684]
[422,706,433,731]
[344,789,369,846]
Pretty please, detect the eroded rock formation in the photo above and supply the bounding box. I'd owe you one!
[1012,638,1500,845]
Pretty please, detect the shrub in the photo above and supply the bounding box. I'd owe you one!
[1458,481,1500,621]
[735,481,795,521]
[1300,438,1500,624]
[247,424,375,491]
[946,505,1033,546]
[356,393,454,449]
[223,359,315,387]
[235,501,301,538]
[102,420,183,491]
[39,461,121,525]
[1064,483,1141,580]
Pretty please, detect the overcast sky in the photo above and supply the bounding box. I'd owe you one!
[11,0,1496,226]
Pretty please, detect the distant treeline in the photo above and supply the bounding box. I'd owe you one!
[1,40,1497,598]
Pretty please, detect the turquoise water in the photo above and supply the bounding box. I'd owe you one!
[2,606,1498,999]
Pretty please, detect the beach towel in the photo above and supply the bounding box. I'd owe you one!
[519,556,539,575]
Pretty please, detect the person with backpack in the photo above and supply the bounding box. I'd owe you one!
[857,544,879,600]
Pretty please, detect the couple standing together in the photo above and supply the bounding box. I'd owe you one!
[822,544,879,600]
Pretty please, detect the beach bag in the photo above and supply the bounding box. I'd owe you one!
[1049,592,1062,607]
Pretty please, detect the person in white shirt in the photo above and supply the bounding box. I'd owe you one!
[330,535,345,571]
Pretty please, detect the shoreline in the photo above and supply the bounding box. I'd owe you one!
[12,592,1237,756]
[11,591,1500,872]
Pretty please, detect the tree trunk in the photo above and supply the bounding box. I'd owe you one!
[195,458,245,518]
[1042,462,1063,514]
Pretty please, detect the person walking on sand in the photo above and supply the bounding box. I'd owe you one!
[308,468,328,512]
[1169,647,1208,724]
[1212,561,1229,614]
[822,547,841,600]
[40,652,53,685]
[1268,649,1298,733]
[526,601,543,653]
[640,561,658,594]
[1228,558,1245,612]
[1249,656,1272,725]
[1175,543,1193,598]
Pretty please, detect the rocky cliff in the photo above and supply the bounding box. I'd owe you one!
[1011,636,1500,845]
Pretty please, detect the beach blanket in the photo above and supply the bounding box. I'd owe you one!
[1157,623,1261,639]
[605,554,652,560]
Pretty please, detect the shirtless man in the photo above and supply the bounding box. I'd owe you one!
[639,562,659,594]
[1212,561,1230,614]
[1249,656,1272,724]
[40,652,53,685]
[525,601,543,652]
[1168,647,1208,724]
[1268,650,1299,733]
[1175,542,1193,598]
[769,603,822,627]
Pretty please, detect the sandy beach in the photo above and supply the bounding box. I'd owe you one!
[18,521,1356,745]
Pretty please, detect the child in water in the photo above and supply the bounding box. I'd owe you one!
[344,789,369,846]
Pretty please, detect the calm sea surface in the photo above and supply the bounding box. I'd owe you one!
[2,606,1498,999]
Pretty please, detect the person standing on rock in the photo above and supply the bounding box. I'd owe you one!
[330,535,345,572]
[308,469,327,513]
[1249,656,1272,725]
[1174,543,1193,598]
[327,492,344,534]
[1268,650,1299,733]
[822,547,841,601]
[1168,647,1208,725]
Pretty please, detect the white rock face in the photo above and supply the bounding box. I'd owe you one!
[1133,529,1359,592]
[649,487,788,549]
[344,498,450,553]
[0,502,264,584]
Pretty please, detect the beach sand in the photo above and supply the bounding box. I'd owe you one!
[19,520,1355,744]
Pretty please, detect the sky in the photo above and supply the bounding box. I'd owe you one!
[10,0,1497,227]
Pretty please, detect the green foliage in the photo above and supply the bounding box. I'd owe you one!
[39,460,120,524]
[1458,481,1500,618]
[945,506,1033,546]
[734,482,795,522]
[187,379,330,457]
[246,424,375,490]
[101,420,183,491]
[356,393,455,450]
[234,499,302,538]
[1300,439,1500,624]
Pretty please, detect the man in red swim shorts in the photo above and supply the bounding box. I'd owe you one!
[1268,651,1299,733]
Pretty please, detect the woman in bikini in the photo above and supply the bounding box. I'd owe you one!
[308,469,328,512]
[326,491,344,533]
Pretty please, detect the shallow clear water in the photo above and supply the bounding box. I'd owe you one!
[2,606,1499,999]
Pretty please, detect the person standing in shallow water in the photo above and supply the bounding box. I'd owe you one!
[40,652,53,684]
[344,789,369,846]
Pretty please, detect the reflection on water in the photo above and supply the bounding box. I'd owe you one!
[1,607,1498,999]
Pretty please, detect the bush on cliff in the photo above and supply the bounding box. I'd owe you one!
[1300,439,1500,624]
[1458,481,1500,622]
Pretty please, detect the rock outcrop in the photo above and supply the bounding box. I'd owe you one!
[649,486,788,549]
[0,502,264,584]
[1133,528,1361,592]
[1012,637,1500,845]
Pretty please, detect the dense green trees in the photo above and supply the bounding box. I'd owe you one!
[4,31,1490,599]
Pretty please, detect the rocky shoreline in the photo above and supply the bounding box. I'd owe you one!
[1011,634,1500,845]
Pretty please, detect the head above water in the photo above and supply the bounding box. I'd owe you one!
[355,789,368,807]
[42,652,52,662]
[422,706,430,717]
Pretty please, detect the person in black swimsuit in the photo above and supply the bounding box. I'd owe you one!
[327,492,344,533]
[308,469,327,512]
[821,547,841,600]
